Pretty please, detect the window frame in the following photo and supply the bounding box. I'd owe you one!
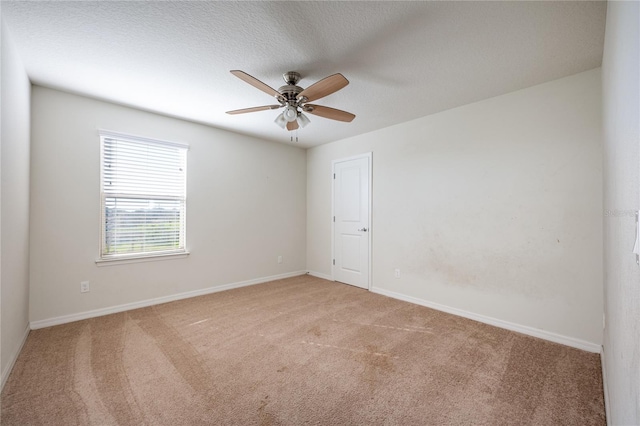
[96,129,189,265]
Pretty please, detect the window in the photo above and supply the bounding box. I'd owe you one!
[99,130,188,262]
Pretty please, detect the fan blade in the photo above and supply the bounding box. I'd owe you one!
[286,120,299,131]
[305,105,355,122]
[297,73,349,102]
[230,70,282,100]
[226,105,281,115]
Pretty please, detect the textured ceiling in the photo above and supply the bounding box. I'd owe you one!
[2,1,606,148]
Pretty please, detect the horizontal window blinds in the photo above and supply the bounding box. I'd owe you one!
[100,134,187,258]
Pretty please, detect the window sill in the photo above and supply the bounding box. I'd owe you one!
[95,251,190,267]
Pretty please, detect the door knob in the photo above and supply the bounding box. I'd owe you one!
[358,227,368,232]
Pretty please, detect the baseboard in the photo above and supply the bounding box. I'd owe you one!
[307,270,333,281]
[601,346,611,425]
[30,270,307,330]
[1,324,30,391]
[370,286,602,353]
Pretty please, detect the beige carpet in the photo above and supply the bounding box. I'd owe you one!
[1,275,605,425]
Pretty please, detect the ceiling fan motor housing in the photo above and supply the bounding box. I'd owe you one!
[278,85,303,104]
[278,71,304,106]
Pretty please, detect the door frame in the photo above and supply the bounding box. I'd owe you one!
[331,152,373,290]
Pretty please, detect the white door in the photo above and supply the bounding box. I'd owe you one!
[333,154,371,289]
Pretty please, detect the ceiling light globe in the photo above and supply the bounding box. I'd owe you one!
[297,112,311,128]
[274,112,287,129]
[284,106,298,122]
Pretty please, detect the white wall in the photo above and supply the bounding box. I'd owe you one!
[1,19,31,385]
[29,87,306,323]
[307,69,603,347]
[602,1,640,424]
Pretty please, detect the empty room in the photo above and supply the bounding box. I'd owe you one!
[1,1,638,425]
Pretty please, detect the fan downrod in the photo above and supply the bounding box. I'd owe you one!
[282,71,301,85]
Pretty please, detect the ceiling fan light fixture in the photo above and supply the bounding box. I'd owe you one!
[227,70,355,131]
[274,112,287,129]
[283,105,298,122]
[297,112,311,128]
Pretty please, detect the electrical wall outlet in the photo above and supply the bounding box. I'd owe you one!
[394,269,401,278]
[278,255,283,264]
[80,281,90,293]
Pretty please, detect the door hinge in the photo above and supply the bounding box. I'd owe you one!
[333,173,336,179]
[333,216,335,222]
[333,259,335,265]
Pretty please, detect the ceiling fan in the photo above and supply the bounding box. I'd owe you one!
[226,70,355,131]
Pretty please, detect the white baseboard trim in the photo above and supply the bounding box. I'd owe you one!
[1,324,30,391]
[601,346,611,425]
[370,286,602,353]
[30,270,307,330]
[307,270,334,281]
